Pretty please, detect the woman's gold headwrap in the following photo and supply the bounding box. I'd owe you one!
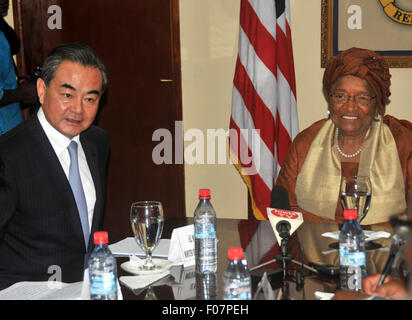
[322,47,391,115]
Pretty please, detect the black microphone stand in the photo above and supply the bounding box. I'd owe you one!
[250,221,317,275]
[277,235,294,300]
[277,233,293,280]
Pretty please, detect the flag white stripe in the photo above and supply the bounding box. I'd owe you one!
[277,11,286,32]
[238,27,278,123]
[231,86,256,131]
[248,0,277,40]
[277,68,299,140]
[285,0,292,24]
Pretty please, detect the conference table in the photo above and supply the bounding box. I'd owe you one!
[112,218,339,300]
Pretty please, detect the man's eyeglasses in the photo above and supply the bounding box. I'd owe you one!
[330,92,376,107]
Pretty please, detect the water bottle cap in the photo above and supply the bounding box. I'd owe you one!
[343,209,358,220]
[199,189,211,199]
[228,247,244,260]
[94,231,109,245]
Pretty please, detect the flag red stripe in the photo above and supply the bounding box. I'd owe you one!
[275,110,292,166]
[233,58,275,155]
[276,22,296,97]
[240,0,277,76]
[285,21,297,96]
[249,173,271,219]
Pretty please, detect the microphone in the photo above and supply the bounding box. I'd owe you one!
[276,220,291,239]
[269,185,302,244]
[271,185,290,210]
[377,223,409,286]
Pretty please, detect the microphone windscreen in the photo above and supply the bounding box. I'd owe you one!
[271,185,290,210]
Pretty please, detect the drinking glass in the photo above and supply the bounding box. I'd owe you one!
[130,201,164,271]
[340,176,372,224]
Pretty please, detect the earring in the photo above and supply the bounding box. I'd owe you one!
[327,110,331,118]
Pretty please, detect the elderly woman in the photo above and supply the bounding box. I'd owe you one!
[276,47,412,274]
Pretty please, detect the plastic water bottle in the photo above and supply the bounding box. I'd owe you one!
[222,247,252,300]
[194,189,217,274]
[88,231,118,300]
[339,209,367,291]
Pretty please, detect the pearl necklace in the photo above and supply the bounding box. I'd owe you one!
[335,129,362,158]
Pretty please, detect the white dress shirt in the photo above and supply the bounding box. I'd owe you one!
[37,107,96,230]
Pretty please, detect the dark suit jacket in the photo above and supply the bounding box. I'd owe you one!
[0,114,110,289]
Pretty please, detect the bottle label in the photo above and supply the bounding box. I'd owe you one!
[223,285,251,300]
[339,245,366,291]
[195,221,216,239]
[339,246,366,267]
[90,272,117,295]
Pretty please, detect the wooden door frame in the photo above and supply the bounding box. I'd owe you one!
[169,0,186,218]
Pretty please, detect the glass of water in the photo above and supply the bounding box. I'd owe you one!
[340,176,372,224]
[130,201,164,270]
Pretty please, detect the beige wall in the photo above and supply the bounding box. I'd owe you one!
[4,2,14,62]
[180,0,412,219]
[180,0,245,219]
[4,1,13,27]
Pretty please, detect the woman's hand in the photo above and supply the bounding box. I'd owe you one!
[362,274,408,300]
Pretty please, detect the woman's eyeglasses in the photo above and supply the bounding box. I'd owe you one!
[330,92,376,107]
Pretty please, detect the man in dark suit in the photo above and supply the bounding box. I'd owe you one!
[0,43,110,289]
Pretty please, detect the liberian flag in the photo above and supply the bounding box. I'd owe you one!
[229,0,298,267]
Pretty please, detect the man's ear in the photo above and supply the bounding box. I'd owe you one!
[36,78,46,105]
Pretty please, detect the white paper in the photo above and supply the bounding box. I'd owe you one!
[321,231,340,240]
[168,225,195,267]
[315,291,335,300]
[119,271,171,290]
[109,237,170,258]
[0,281,83,300]
[364,231,391,241]
[253,272,274,300]
[322,249,338,255]
[321,230,391,241]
